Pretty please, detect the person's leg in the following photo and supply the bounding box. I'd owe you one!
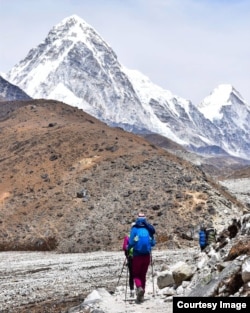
[140,254,150,291]
[128,257,134,291]
[132,255,150,302]
[132,255,142,288]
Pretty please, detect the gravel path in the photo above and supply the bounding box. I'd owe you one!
[0,249,197,312]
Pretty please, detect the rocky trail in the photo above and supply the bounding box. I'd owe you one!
[0,248,197,313]
[1,213,250,313]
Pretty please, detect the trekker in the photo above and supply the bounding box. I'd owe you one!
[199,225,207,251]
[128,213,156,303]
[206,223,217,245]
[122,223,135,297]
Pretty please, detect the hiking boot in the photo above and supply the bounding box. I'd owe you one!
[130,290,134,298]
[136,287,144,302]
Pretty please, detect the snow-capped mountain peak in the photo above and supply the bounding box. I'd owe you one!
[49,14,112,55]
[6,14,153,130]
[49,14,96,41]
[197,84,247,122]
[61,14,90,26]
[3,15,250,160]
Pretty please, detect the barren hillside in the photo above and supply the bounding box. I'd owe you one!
[0,100,247,252]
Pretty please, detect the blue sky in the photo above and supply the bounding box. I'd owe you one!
[0,0,250,105]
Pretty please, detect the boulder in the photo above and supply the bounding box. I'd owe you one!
[241,256,250,283]
[157,270,175,289]
[171,262,194,286]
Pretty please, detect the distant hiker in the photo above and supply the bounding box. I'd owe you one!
[128,212,156,303]
[122,223,135,297]
[206,223,217,245]
[199,225,207,251]
[228,218,240,239]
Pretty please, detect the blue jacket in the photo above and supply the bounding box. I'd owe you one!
[128,218,156,256]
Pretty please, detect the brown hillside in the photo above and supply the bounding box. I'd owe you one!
[0,100,246,252]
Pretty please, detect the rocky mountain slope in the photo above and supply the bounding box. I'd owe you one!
[0,99,247,254]
[0,76,31,101]
[143,133,250,181]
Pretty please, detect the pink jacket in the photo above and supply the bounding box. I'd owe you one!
[123,235,129,252]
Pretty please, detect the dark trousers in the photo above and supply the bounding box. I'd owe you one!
[200,244,207,251]
[127,256,134,290]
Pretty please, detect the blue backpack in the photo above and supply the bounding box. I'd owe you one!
[134,227,152,254]
[199,229,207,247]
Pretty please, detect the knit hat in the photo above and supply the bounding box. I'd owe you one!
[136,212,146,226]
[138,212,146,219]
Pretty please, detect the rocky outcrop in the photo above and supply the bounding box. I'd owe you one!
[156,213,250,298]
[62,214,250,313]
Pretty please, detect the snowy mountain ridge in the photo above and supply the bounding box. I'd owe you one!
[0,75,31,101]
[3,14,250,160]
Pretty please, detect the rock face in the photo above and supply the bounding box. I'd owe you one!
[174,214,250,298]
[0,99,247,253]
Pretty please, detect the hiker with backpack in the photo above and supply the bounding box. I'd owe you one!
[199,225,207,251]
[128,213,156,303]
[122,223,135,297]
[206,223,217,246]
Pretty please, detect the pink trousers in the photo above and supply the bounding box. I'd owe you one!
[132,254,150,291]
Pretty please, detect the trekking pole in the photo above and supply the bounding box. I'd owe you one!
[125,262,128,301]
[150,253,155,297]
[115,257,127,289]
